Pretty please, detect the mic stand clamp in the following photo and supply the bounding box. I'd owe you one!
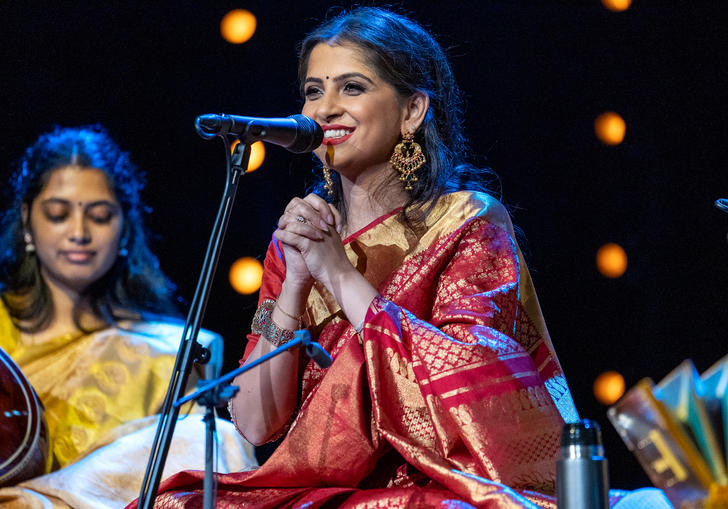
[189,381,239,509]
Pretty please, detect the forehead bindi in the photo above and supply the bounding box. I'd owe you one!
[306,43,374,81]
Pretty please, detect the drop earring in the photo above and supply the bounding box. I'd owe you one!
[390,131,426,191]
[24,232,36,253]
[322,164,334,197]
[118,239,129,257]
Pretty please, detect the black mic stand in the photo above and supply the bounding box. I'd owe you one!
[175,328,332,509]
[136,122,254,508]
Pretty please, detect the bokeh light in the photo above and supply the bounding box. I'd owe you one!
[220,9,257,44]
[594,370,626,405]
[230,140,265,172]
[601,0,632,12]
[596,243,628,278]
[229,257,263,295]
[594,111,626,145]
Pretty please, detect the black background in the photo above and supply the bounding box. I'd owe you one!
[2,1,727,491]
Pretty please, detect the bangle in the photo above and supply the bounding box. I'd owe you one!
[276,303,304,325]
[266,318,297,347]
[251,299,298,347]
[251,299,274,335]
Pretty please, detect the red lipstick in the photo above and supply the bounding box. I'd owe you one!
[321,125,355,146]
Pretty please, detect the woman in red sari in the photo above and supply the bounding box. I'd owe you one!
[148,7,579,508]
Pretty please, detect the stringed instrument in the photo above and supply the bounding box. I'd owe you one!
[0,347,49,485]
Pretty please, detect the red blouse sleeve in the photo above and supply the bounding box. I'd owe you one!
[241,238,286,362]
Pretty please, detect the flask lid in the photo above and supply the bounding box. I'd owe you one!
[561,419,603,447]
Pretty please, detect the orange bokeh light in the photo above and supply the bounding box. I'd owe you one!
[229,257,263,295]
[594,111,626,145]
[596,243,628,278]
[230,140,265,172]
[220,9,257,44]
[594,370,626,405]
[601,0,632,12]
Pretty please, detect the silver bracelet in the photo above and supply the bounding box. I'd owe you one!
[251,298,297,347]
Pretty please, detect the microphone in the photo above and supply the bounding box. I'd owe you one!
[195,113,323,153]
[716,198,728,214]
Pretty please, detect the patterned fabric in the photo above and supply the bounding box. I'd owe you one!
[0,302,211,469]
[144,191,579,508]
[0,416,256,509]
[0,300,258,507]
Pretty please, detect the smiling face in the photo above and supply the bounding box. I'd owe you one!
[24,165,123,296]
[301,43,411,180]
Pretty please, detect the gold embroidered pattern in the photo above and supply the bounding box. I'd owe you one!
[180,191,575,507]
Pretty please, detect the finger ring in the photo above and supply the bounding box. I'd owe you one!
[295,215,306,223]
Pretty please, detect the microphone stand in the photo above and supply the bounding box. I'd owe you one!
[136,124,253,509]
[175,329,332,509]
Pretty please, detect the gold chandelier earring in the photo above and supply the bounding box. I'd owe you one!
[390,131,426,191]
[322,164,334,196]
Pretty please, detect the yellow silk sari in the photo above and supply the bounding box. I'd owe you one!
[146,191,578,508]
[0,303,208,469]
[0,302,257,508]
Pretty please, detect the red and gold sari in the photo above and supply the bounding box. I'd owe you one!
[146,191,578,508]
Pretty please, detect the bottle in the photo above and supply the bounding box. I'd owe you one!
[557,419,610,509]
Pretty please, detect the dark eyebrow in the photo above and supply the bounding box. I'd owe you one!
[40,198,71,206]
[41,198,119,209]
[85,201,119,210]
[304,72,375,86]
[334,72,374,84]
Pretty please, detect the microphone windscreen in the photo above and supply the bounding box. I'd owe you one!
[287,114,324,153]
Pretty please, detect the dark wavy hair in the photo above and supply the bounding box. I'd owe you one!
[0,125,178,332]
[298,7,497,224]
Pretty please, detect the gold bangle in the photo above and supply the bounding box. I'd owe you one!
[275,303,304,323]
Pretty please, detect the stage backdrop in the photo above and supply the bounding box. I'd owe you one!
[1,1,726,490]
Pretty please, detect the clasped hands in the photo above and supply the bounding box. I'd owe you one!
[274,193,351,293]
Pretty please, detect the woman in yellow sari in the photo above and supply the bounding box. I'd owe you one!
[146,7,578,508]
[0,125,255,507]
